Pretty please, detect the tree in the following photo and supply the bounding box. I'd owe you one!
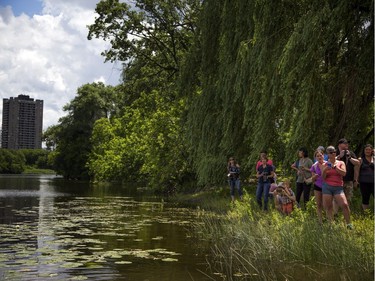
[86,0,200,188]
[48,82,117,180]
[88,0,373,188]
[18,149,52,169]
[182,0,373,185]
[0,149,26,174]
[88,0,200,76]
[43,125,59,151]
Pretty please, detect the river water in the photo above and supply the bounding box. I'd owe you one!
[0,175,213,281]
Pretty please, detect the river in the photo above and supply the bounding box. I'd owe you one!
[0,175,213,281]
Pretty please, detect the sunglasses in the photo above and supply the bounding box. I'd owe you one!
[328,151,336,154]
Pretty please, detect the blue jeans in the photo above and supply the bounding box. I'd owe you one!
[322,182,344,196]
[229,178,242,197]
[256,181,270,210]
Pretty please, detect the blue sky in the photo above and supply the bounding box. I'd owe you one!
[0,0,121,130]
[0,0,43,16]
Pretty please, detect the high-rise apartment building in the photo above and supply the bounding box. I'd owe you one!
[1,95,43,149]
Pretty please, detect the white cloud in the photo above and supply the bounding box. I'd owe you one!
[0,0,121,130]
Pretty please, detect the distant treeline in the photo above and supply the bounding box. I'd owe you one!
[0,149,53,174]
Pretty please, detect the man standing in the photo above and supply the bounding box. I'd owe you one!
[334,138,360,213]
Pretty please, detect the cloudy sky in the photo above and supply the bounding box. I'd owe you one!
[0,0,122,130]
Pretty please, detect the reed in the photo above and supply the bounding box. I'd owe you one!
[193,192,374,281]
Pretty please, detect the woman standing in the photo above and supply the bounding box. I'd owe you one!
[310,150,326,224]
[358,144,374,211]
[291,147,313,208]
[255,151,273,171]
[256,151,275,184]
[321,146,352,229]
[256,157,274,210]
[227,157,242,202]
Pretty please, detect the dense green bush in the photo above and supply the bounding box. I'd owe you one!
[19,149,52,169]
[0,149,53,173]
[0,149,26,174]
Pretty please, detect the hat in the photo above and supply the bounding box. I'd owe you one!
[338,138,349,144]
[269,183,278,193]
[317,146,325,152]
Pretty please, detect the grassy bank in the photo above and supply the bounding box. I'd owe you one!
[171,187,374,281]
[22,166,56,174]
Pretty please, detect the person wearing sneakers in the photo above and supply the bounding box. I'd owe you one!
[321,146,353,229]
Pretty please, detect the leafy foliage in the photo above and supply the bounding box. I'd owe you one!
[88,88,193,189]
[183,0,374,185]
[85,0,200,188]
[88,0,200,74]
[0,149,53,173]
[48,0,373,189]
[45,82,117,180]
[0,149,26,174]
[18,149,52,169]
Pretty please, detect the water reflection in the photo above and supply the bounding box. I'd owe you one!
[37,182,60,279]
[0,175,212,281]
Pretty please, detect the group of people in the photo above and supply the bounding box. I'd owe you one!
[227,138,374,228]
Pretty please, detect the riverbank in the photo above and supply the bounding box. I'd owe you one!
[22,166,56,174]
[170,187,375,281]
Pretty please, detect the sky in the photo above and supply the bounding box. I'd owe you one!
[0,0,122,130]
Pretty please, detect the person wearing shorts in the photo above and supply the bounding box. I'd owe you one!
[310,150,326,224]
[321,146,352,229]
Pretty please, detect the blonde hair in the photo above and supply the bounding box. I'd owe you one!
[284,178,291,187]
[314,149,324,158]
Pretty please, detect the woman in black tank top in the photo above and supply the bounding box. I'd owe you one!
[358,144,374,211]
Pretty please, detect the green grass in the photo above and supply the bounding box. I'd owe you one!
[172,186,375,281]
[22,166,56,174]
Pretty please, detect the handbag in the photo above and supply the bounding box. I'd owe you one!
[303,170,313,185]
[304,177,313,185]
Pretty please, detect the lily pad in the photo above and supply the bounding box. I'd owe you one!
[114,261,132,264]
[161,258,178,262]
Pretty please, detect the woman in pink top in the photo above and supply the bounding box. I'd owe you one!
[255,151,273,171]
[321,146,352,229]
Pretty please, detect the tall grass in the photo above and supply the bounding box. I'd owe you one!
[192,190,374,281]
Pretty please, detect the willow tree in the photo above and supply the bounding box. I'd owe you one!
[182,0,373,185]
[180,0,225,186]
[183,0,299,185]
[276,0,374,160]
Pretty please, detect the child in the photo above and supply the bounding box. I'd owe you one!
[274,179,296,215]
[269,172,278,195]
